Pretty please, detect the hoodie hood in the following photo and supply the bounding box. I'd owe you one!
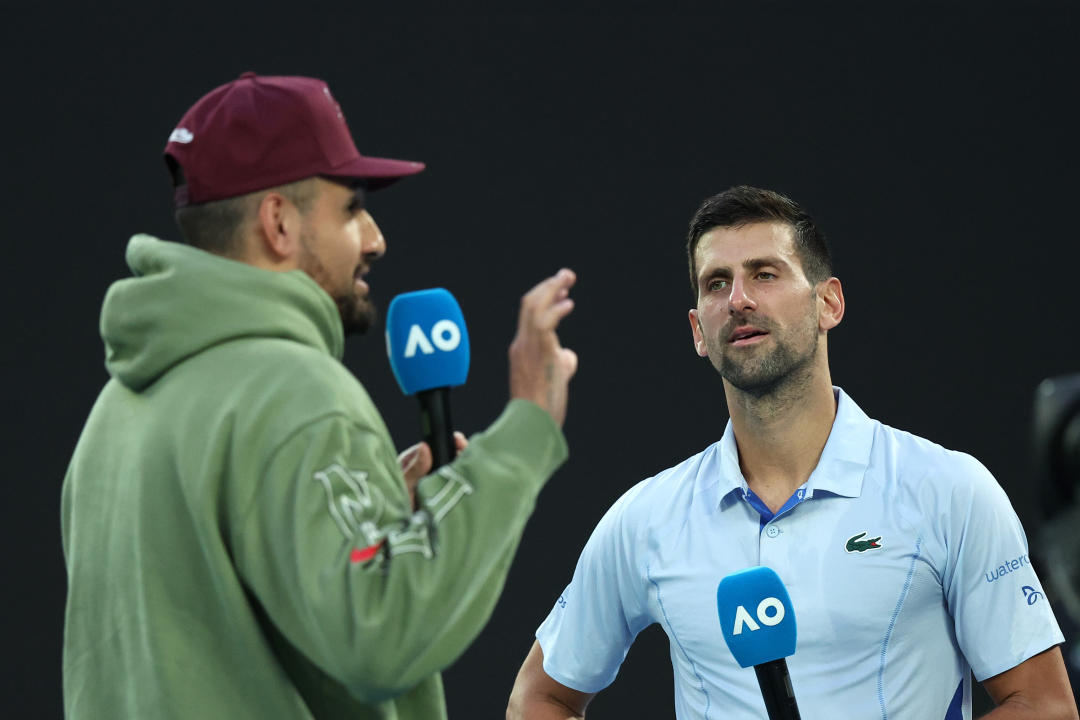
[102,234,345,391]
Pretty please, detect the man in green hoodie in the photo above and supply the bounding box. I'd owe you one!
[62,72,578,719]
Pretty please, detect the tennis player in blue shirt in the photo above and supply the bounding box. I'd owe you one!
[508,186,1077,719]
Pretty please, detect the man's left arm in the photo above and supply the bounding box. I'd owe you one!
[936,452,1076,717]
[979,646,1078,719]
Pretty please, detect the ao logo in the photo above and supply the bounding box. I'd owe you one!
[732,596,786,635]
[403,320,462,358]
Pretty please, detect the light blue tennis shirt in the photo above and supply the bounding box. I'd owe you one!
[536,388,1064,719]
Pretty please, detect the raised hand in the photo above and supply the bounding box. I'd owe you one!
[508,269,578,428]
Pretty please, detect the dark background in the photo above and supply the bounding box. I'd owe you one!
[5,1,1078,716]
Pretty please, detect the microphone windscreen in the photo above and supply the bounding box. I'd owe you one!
[716,566,797,668]
[386,288,470,395]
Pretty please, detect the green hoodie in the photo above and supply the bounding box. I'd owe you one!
[62,235,568,719]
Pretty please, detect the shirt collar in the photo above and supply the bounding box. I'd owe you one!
[715,386,875,508]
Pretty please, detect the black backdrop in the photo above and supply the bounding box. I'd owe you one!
[5,2,1078,717]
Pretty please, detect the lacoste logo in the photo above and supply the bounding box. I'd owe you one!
[168,128,194,144]
[845,531,883,553]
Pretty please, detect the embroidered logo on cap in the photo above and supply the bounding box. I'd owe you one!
[322,86,344,120]
[845,531,883,553]
[168,128,194,144]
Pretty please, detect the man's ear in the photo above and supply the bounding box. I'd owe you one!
[818,277,845,331]
[688,309,709,357]
[254,191,304,261]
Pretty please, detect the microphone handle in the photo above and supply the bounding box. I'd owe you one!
[754,658,801,720]
[417,387,454,469]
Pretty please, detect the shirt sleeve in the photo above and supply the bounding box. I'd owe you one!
[535,481,653,693]
[939,453,1065,681]
[229,399,567,702]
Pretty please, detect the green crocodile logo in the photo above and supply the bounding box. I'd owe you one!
[845,532,883,553]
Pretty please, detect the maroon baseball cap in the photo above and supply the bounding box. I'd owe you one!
[164,72,425,207]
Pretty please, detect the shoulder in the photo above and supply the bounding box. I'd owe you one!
[869,421,1005,514]
[875,422,993,481]
[599,443,720,532]
[571,445,719,573]
[220,336,364,399]
[189,336,384,440]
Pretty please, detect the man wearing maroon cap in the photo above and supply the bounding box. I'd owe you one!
[61,72,579,719]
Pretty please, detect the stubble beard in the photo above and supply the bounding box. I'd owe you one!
[708,310,820,400]
[298,232,376,337]
[332,286,377,336]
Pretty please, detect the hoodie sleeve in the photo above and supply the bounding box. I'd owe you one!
[229,399,566,702]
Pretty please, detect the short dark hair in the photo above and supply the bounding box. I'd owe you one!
[174,194,254,256]
[686,186,832,295]
[171,169,317,256]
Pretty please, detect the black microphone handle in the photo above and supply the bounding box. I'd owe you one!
[417,387,454,469]
[753,658,801,720]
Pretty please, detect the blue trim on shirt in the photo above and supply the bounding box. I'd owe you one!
[647,563,712,719]
[745,487,807,530]
[944,678,964,720]
[878,537,923,720]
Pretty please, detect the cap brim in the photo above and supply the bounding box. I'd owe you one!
[328,155,426,191]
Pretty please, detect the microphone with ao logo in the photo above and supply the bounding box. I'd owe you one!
[717,566,801,720]
[386,288,470,468]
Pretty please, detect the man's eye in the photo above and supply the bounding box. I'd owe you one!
[757,272,776,280]
[708,279,729,291]
[347,191,367,215]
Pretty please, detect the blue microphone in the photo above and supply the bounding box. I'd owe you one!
[386,289,470,467]
[717,566,801,720]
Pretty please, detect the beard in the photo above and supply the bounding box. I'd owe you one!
[330,285,377,336]
[298,233,376,336]
[706,309,819,398]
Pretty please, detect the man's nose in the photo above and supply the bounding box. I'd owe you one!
[727,277,757,315]
[360,210,386,259]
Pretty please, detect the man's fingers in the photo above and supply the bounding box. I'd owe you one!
[560,347,579,378]
[530,268,576,303]
[536,297,575,331]
[520,269,577,325]
[398,442,423,472]
[453,431,468,455]
[399,441,433,487]
[402,436,468,478]
[508,269,578,429]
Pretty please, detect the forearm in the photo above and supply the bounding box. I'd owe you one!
[342,402,566,687]
[506,694,585,720]
[508,641,594,720]
[978,698,1079,720]
[235,402,567,699]
[979,647,1078,720]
